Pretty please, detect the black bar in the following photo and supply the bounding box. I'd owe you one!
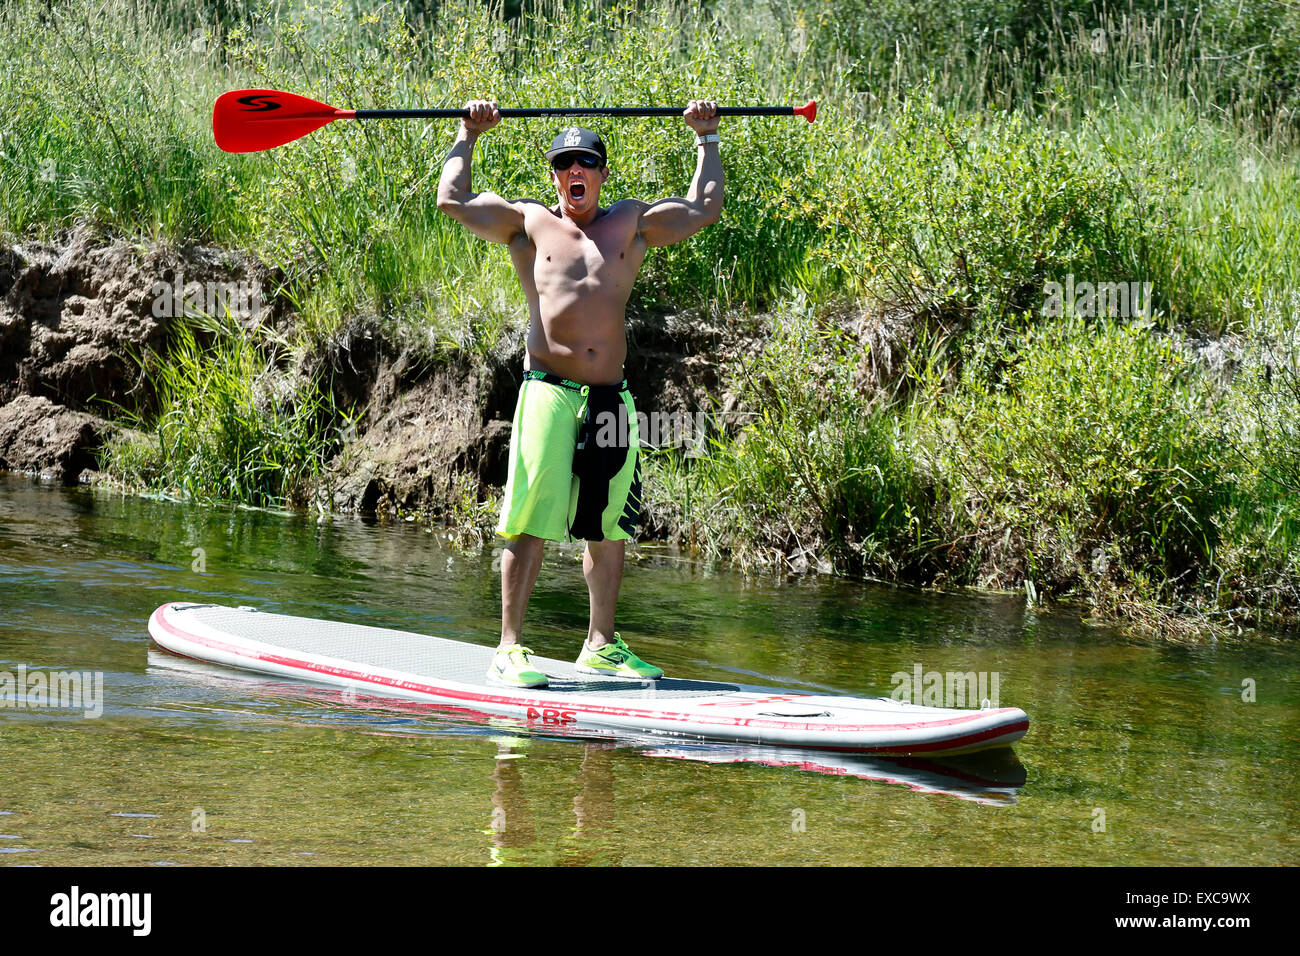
[3,865,1284,942]
[354,106,795,120]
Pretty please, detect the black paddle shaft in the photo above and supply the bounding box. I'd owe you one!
[354,105,800,120]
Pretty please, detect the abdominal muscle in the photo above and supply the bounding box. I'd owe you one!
[525,294,628,385]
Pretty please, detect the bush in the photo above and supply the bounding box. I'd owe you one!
[674,308,935,575]
[121,321,341,507]
[814,93,1135,334]
[936,318,1230,592]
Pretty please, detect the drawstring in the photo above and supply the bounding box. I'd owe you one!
[577,384,590,422]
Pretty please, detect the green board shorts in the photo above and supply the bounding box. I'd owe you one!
[497,370,642,543]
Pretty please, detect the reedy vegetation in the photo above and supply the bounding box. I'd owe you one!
[2,0,1299,633]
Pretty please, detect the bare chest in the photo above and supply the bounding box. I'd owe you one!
[529,211,645,286]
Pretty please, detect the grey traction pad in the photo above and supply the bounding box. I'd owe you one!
[175,604,741,700]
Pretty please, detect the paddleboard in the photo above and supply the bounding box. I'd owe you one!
[148,602,1030,756]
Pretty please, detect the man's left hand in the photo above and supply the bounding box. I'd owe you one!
[684,99,720,135]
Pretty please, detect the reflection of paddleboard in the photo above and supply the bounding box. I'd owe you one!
[643,746,1028,805]
[149,603,1030,756]
[147,653,1028,803]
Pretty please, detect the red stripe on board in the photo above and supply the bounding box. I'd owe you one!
[150,604,1029,747]
[809,720,1031,754]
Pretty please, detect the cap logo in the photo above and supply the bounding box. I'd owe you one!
[563,128,582,147]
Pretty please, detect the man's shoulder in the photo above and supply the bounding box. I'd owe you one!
[510,197,549,214]
[604,199,650,238]
[606,198,649,216]
[507,199,551,243]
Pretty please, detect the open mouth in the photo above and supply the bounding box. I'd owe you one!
[568,181,586,202]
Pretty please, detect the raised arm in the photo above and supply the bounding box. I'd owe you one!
[436,100,528,244]
[637,100,723,248]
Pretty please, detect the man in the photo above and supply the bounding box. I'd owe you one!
[436,98,722,688]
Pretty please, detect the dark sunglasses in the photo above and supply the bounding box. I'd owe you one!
[550,152,602,171]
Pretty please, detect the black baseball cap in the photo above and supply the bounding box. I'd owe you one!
[544,127,607,166]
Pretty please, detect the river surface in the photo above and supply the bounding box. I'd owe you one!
[1,473,1296,866]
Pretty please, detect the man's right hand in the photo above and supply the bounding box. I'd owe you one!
[462,99,501,136]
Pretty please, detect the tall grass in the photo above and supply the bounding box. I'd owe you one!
[7,0,1300,632]
[936,319,1231,591]
[101,319,344,507]
[675,309,937,577]
[2,0,1296,341]
[0,0,251,240]
[780,0,1300,137]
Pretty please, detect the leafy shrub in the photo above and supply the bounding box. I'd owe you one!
[815,93,1132,330]
[936,318,1230,589]
[680,308,934,575]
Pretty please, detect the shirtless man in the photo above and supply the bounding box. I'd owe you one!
[436,98,722,687]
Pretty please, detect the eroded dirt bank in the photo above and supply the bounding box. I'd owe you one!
[0,228,766,529]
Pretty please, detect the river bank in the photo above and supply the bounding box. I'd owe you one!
[2,225,1298,642]
[3,0,1300,639]
[0,225,759,526]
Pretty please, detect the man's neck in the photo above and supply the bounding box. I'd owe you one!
[555,204,605,228]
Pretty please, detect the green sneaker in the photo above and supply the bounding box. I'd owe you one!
[487,645,548,688]
[575,633,664,680]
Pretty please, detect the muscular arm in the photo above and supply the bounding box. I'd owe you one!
[638,99,724,248]
[436,102,527,245]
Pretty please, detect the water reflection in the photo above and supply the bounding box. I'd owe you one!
[148,652,1027,809]
[5,475,1299,866]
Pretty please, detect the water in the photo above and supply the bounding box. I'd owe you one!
[1,474,1296,865]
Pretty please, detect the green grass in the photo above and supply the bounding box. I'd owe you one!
[2,0,1296,342]
[657,308,938,577]
[7,0,1300,634]
[655,309,1273,632]
[936,318,1232,591]
[100,318,347,508]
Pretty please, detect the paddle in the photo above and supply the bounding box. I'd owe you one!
[213,89,817,153]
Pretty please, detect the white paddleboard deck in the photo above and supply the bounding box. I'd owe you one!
[149,602,1029,756]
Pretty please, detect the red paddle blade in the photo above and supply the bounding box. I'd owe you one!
[213,89,354,153]
[794,99,817,123]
